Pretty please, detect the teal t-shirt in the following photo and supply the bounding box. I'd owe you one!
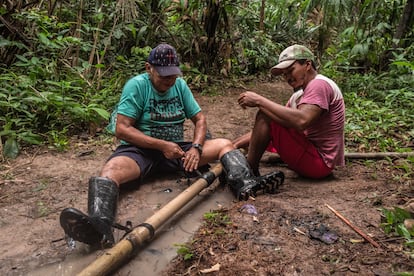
[110,73,201,144]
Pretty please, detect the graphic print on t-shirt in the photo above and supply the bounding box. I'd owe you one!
[148,96,185,141]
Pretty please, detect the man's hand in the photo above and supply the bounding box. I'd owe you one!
[238,91,264,109]
[182,147,200,172]
[162,141,185,159]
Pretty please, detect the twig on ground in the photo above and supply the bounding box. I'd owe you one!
[293,227,307,236]
[325,203,381,248]
[1,147,41,176]
[378,236,406,243]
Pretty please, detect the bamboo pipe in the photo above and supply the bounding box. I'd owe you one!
[78,163,223,276]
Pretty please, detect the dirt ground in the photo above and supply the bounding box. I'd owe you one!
[1,81,413,276]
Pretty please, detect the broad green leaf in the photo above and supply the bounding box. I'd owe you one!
[19,132,43,145]
[90,107,110,120]
[396,224,412,240]
[3,137,19,159]
[39,33,50,45]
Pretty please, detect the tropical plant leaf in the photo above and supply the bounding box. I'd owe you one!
[3,137,19,159]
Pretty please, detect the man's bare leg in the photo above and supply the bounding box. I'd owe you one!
[232,131,252,150]
[247,111,272,174]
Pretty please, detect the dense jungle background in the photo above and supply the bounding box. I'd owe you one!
[1,0,413,159]
[1,0,414,275]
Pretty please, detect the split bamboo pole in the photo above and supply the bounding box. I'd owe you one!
[77,163,223,276]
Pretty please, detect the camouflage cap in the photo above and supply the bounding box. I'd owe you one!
[270,44,315,76]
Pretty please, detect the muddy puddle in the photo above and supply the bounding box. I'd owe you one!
[27,172,234,275]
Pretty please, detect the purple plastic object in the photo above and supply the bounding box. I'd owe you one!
[240,204,258,215]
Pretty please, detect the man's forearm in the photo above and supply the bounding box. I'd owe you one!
[116,126,168,149]
[192,121,207,145]
[258,100,294,128]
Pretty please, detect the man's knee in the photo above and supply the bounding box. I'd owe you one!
[100,156,140,184]
[206,138,232,147]
[204,138,235,158]
[255,110,272,124]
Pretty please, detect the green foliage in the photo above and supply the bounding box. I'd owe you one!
[181,65,210,92]
[3,137,19,159]
[203,210,232,228]
[0,7,119,157]
[236,31,280,74]
[0,66,111,156]
[48,129,69,152]
[327,24,392,71]
[1,0,413,161]
[323,49,414,154]
[174,242,194,261]
[344,87,413,153]
[317,0,413,72]
[392,157,414,181]
[171,210,233,262]
[380,207,414,248]
[395,273,414,276]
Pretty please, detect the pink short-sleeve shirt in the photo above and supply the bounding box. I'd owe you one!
[295,75,345,168]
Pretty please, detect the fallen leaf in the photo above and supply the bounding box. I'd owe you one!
[350,238,364,244]
[200,263,220,273]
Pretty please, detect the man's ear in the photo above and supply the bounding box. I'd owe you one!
[306,60,313,71]
[145,62,151,73]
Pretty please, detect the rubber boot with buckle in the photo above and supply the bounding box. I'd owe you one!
[220,149,284,200]
[60,177,118,247]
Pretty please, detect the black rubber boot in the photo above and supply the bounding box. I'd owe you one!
[60,177,118,247]
[220,149,285,200]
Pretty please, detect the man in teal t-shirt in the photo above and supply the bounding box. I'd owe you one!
[117,72,200,143]
[59,44,284,248]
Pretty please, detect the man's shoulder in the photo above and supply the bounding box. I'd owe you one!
[123,73,152,94]
[170,78,192,96]
[174,77,189,88]
[311,75,341,93]
[127,73,149,84]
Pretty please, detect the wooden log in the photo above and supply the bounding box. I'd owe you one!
[345,152,414,159]
[261,151,414,163]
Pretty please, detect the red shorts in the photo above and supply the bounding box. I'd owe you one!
[267,122,332,179]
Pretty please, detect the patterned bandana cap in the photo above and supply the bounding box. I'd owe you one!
[270,44,315,76]
[148,43,182,77]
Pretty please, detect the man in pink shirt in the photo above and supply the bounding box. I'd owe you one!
[234,44,345,178]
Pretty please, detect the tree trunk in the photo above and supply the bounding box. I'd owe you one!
[202,0,221,69]
[259,0,265,31]
[393,0,414,48]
